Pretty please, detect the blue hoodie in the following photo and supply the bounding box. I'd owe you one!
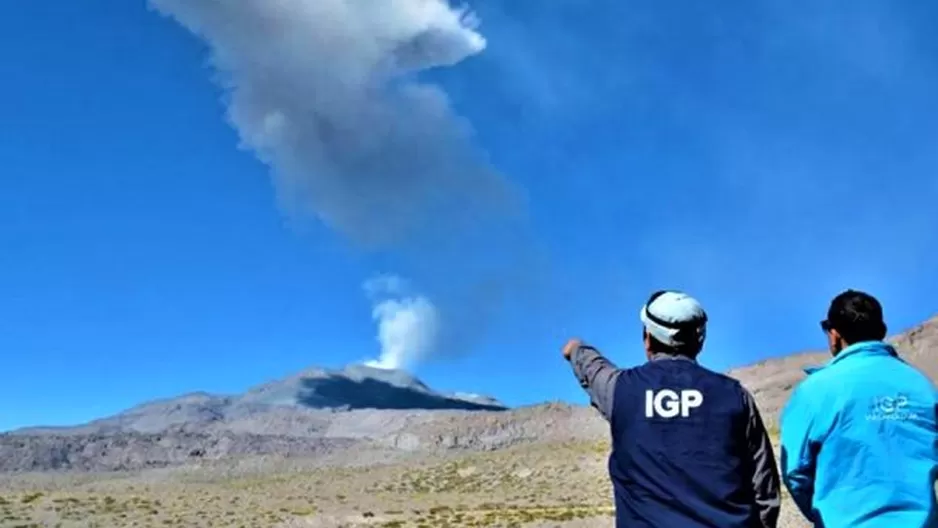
[780,341,938,528]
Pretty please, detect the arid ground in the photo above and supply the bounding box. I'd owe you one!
[2,315,934,528]
[0,436,819,528]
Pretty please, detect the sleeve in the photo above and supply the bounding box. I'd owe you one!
[569,345,621,422]
[779,380,825,523]
[742,388,781,528]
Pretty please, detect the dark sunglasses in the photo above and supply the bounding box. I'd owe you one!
[820,319,833,333]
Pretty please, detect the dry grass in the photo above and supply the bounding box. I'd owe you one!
[0,439,812,528]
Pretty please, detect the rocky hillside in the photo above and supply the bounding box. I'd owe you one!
[728,314,938,427]
[1,315,934,473]
[0,363,603,472]
[0,403,604,472]
[11,364,506,437]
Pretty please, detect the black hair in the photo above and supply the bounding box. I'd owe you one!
[823,289,887,344]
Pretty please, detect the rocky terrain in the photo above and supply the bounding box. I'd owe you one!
[0,315,934,527]
[728,314,938,429]
[0,364,602,474]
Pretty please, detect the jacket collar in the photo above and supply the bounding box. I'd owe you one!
[803,340,897,375]
[649,352,697,363]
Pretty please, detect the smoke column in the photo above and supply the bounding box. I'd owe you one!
[150,0,527,368]
[148,0,512,247]
[362,275,440,370]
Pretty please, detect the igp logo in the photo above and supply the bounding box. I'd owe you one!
[645,389,704,418]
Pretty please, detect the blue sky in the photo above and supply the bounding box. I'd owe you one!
[2,0,937,431]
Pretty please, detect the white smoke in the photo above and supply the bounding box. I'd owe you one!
[149,0,510,247]
[149,0,534,370]
[362,275,440,370]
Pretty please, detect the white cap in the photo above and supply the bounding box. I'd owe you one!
[640,290,708,348]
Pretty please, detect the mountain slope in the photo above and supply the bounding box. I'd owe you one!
[11,364,506,437]
[2,314,935,473]
[728,314,938,427]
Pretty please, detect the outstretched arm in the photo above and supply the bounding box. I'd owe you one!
[742,389,781,528]
[565,340,620,422]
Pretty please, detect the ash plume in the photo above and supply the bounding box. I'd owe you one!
[149,0,531,369]
[149,0,514,247]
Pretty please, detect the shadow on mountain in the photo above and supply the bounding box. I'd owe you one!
[297,376,507,411]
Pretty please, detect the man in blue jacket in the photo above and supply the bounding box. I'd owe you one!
[564,290,780,527]
[781,289,938,527]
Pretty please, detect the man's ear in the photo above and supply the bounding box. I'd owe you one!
[642,329,652,355]
[828,328,844,354]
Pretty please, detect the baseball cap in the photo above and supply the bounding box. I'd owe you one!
[640,290,708,348]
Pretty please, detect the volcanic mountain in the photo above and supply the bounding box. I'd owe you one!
[2,314,935,473]
[10,364,506,437]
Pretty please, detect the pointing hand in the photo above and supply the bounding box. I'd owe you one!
[562,338,583,361]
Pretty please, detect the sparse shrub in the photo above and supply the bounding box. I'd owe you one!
[21,492,43,504]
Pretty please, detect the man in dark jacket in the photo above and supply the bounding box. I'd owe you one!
[564,290,781,528]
